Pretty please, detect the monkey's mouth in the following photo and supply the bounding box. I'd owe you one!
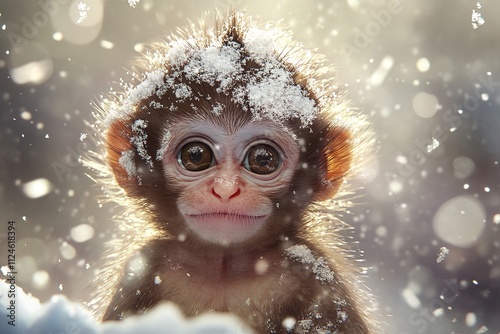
[187,213,268,223]
[183,212,269,244]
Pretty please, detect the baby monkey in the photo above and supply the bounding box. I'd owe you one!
[88,10,376,334]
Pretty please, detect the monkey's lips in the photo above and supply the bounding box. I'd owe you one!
[183,212,269,245]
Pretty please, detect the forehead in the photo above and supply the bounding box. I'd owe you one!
[169,116,294,141]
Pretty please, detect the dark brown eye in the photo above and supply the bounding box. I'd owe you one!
[244,144,280,175]
[178,142,213,171]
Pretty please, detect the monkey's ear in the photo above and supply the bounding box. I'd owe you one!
[106,120,136,190]
[315,127,352,202]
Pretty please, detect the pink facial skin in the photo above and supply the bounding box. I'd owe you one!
[162,119,299,245]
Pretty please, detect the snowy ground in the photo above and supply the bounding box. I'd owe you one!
[0,280,251,334]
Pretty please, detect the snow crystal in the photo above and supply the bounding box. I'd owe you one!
[166,38,197,68]
[76,2,90,24]
[246,70,317,126]
[244,27,284,61]
[338,310,348,322]
[174,83,192,100]
[156,129,171,161]
[215,175,239,188]
[115,70,166,124]
[183,44,244,92]
[436,246,449,263]
[211,102,224,115]
[471,3,485,29]
[285,244,334,283]
[128,0,140,8]
[426,137,440,153]
[149,100,164,109]
[119,150,137,178]
[130,119,153,168]
[154,275,162,284]
[297,319,313,331]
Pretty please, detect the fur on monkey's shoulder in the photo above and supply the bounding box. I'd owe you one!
[85,9,377,334]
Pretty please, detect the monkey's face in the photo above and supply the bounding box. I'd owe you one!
[160,118,299,246]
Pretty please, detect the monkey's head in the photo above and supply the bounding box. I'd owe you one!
[99,12,370,253]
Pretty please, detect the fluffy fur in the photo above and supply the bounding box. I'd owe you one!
[85,10,376,333]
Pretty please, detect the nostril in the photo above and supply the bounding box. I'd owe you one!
[212,188,221,199]
[229,188,241,199]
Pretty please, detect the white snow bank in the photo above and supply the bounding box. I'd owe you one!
[0,280,251,334]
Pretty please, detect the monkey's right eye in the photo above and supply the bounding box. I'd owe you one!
[178,142,214,171]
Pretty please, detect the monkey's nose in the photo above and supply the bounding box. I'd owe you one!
[212,175,240,201]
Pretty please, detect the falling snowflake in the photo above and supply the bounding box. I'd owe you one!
[426,137,440,153]
[471,3,485,29]
[436,246,449,263]
[128,0,140,7]
[76,2,90,24]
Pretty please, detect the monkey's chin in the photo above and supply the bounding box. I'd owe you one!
[183,213,268,246]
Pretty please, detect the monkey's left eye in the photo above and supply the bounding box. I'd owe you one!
[244,144,281,175]
[178,142,214,171]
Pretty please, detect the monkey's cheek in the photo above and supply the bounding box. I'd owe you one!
[183,214,269,246]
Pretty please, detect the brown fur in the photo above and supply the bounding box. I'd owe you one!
[86,10,376,334]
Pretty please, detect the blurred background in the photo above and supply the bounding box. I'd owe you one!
[0,0,499,333]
